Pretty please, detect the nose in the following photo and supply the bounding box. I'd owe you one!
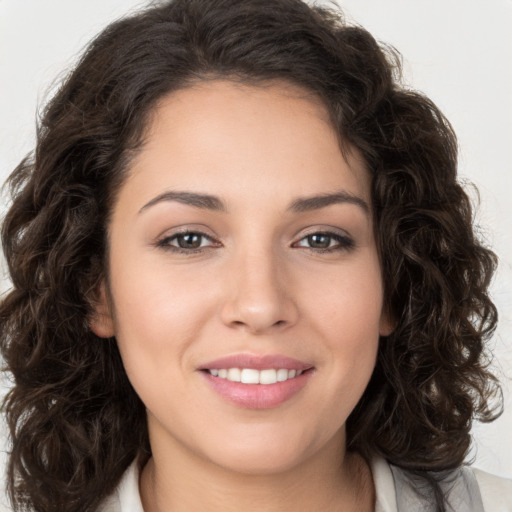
[219,247,299,334]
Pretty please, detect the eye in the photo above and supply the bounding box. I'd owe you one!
[156,230,218,253]
[294,231,354,252]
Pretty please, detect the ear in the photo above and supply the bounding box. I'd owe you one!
[379,308,395,337]
[89,281,115,338]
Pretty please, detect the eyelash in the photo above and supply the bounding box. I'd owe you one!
[155,229,355,254]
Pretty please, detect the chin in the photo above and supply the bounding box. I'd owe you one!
[208,448,307,476]
[199,427,329,476]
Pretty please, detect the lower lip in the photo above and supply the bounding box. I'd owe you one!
[201,370,313,409]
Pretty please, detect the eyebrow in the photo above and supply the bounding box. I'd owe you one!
[139,190,369,214]
[139,191,227,213]
[288,191,369,213]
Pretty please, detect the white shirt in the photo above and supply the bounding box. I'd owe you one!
[98,457,512,511]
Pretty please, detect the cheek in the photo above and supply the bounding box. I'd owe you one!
[107,258,216,380]
[308,255,384,337]
[111,251,212,328]
[306,255,383,391]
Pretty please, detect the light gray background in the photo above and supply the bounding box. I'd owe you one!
[1,0,511,509]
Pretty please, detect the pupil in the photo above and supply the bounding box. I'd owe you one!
[179,233,201,249]
[309,234,329,248]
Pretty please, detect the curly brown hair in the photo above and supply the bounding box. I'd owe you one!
[0,0,502,511]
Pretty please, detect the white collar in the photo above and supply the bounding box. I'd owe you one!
[117,460,145,512]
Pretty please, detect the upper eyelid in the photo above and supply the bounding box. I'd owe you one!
[293,232,355,251]
[158,227,350,238]
[297,226,352,239]
[158,228,353,248]
[156,225,215,241]
[295,227,354,247]
[158,230,217,246]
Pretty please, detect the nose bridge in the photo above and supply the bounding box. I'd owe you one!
[220,238,298,333]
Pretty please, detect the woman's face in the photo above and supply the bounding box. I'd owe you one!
[93,80,391,474]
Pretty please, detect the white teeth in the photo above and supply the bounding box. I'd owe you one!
[227,368,241,382]
[277,368,288,382]
[241,368,260,384]
[259,369,277,385]
[207,367,305,384]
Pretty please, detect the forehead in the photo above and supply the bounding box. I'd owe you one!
[148,78,334,130]
[119,79,371,214]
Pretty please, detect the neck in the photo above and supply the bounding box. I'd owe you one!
[139,429,374,512]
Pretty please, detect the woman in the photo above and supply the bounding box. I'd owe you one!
[1,0,510,511]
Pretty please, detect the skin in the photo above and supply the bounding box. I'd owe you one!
[92,80,392,511]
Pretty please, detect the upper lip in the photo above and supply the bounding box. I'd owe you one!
[198,354,314,371]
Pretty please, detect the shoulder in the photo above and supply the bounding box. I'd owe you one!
[473,467,512,512]
[371,456,512,512]
[96,460,144,512]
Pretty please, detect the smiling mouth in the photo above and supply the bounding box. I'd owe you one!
[200,363,315,409]
[204,367,311,385]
